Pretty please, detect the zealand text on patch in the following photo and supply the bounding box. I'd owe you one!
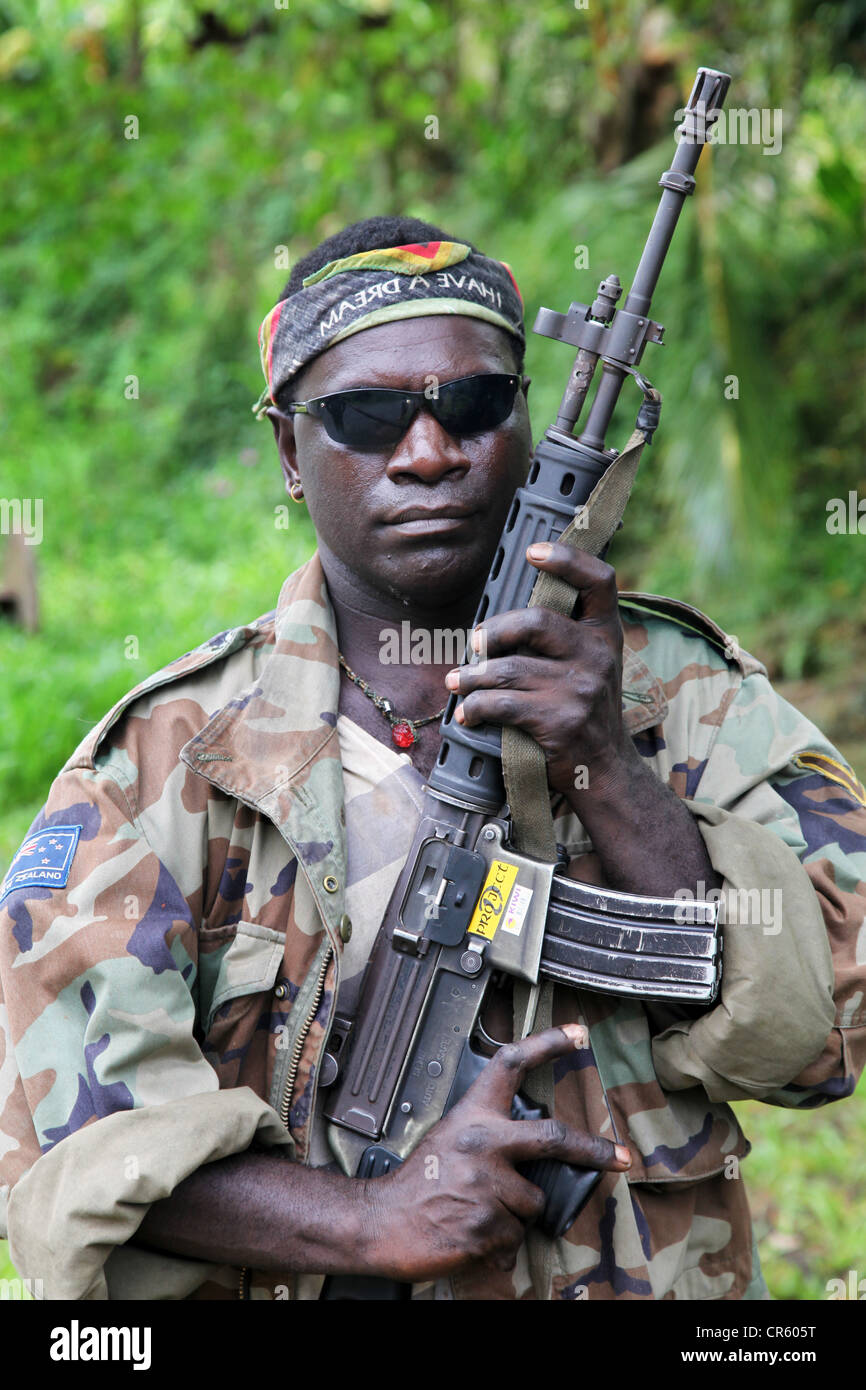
[0,825,83,903]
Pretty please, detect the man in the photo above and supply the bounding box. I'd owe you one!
[1,216,864,1300]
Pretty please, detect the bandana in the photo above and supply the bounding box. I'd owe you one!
[252,240,525,416]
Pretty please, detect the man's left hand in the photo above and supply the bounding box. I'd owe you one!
[446,541,636,799]
[446,541,719,899]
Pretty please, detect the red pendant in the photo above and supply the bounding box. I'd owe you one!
[391,720,415,749]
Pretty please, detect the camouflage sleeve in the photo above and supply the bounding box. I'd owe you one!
[652,671,866,1108]
[0,762,287,1298]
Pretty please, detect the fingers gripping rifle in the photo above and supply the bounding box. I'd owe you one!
[320,69,731,1298]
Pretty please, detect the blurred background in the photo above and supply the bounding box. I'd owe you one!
[0,0,864,1298]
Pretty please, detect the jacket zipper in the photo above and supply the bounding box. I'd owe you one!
[189,764,343,1301]
[279,946,333,1126]
[238,944,334,1300]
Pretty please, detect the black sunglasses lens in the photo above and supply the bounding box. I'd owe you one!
[318,392,414,449]
[434,375,519,434]
[311,374,519,450]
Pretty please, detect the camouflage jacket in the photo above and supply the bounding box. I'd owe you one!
[1,553,865,1301]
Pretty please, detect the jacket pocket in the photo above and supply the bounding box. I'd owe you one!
[199,921,286,1035]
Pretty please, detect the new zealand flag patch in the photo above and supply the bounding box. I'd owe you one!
[0,825,83,905]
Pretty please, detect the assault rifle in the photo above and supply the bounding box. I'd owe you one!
[320,68,731,1298]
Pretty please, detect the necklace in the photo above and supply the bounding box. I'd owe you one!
[338,653,447,749]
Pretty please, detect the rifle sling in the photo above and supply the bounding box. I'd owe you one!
[501,419,655,864]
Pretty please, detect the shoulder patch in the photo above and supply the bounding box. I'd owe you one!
[0,825,82,904]
[618,591,767,678]
[792,753,866,809]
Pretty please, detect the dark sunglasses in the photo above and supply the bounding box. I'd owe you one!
[279,372,523,452]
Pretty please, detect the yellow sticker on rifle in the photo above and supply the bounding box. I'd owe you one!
[467,859,519,940]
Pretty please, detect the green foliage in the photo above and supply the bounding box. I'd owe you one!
[0,1241,27,1292]
[736,1082,866,1299]
[0,0,861,664]
[0,456,316,862]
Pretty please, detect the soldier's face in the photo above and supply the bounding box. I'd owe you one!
[268,316,532,609]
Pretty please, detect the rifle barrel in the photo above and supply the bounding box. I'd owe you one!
[578,67,730,453]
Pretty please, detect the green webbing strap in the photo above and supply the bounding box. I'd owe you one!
[500,420,655,863]
[511,977,556,1299]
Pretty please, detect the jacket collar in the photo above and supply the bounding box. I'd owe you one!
[179,553,669,818]
[179,554,349,907]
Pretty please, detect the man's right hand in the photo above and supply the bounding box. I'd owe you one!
[134,1024,631,1287]
[363,1023,632,1283]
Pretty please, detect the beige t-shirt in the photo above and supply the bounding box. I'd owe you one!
[305,715,453,1299]
[309,713,427,1166]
